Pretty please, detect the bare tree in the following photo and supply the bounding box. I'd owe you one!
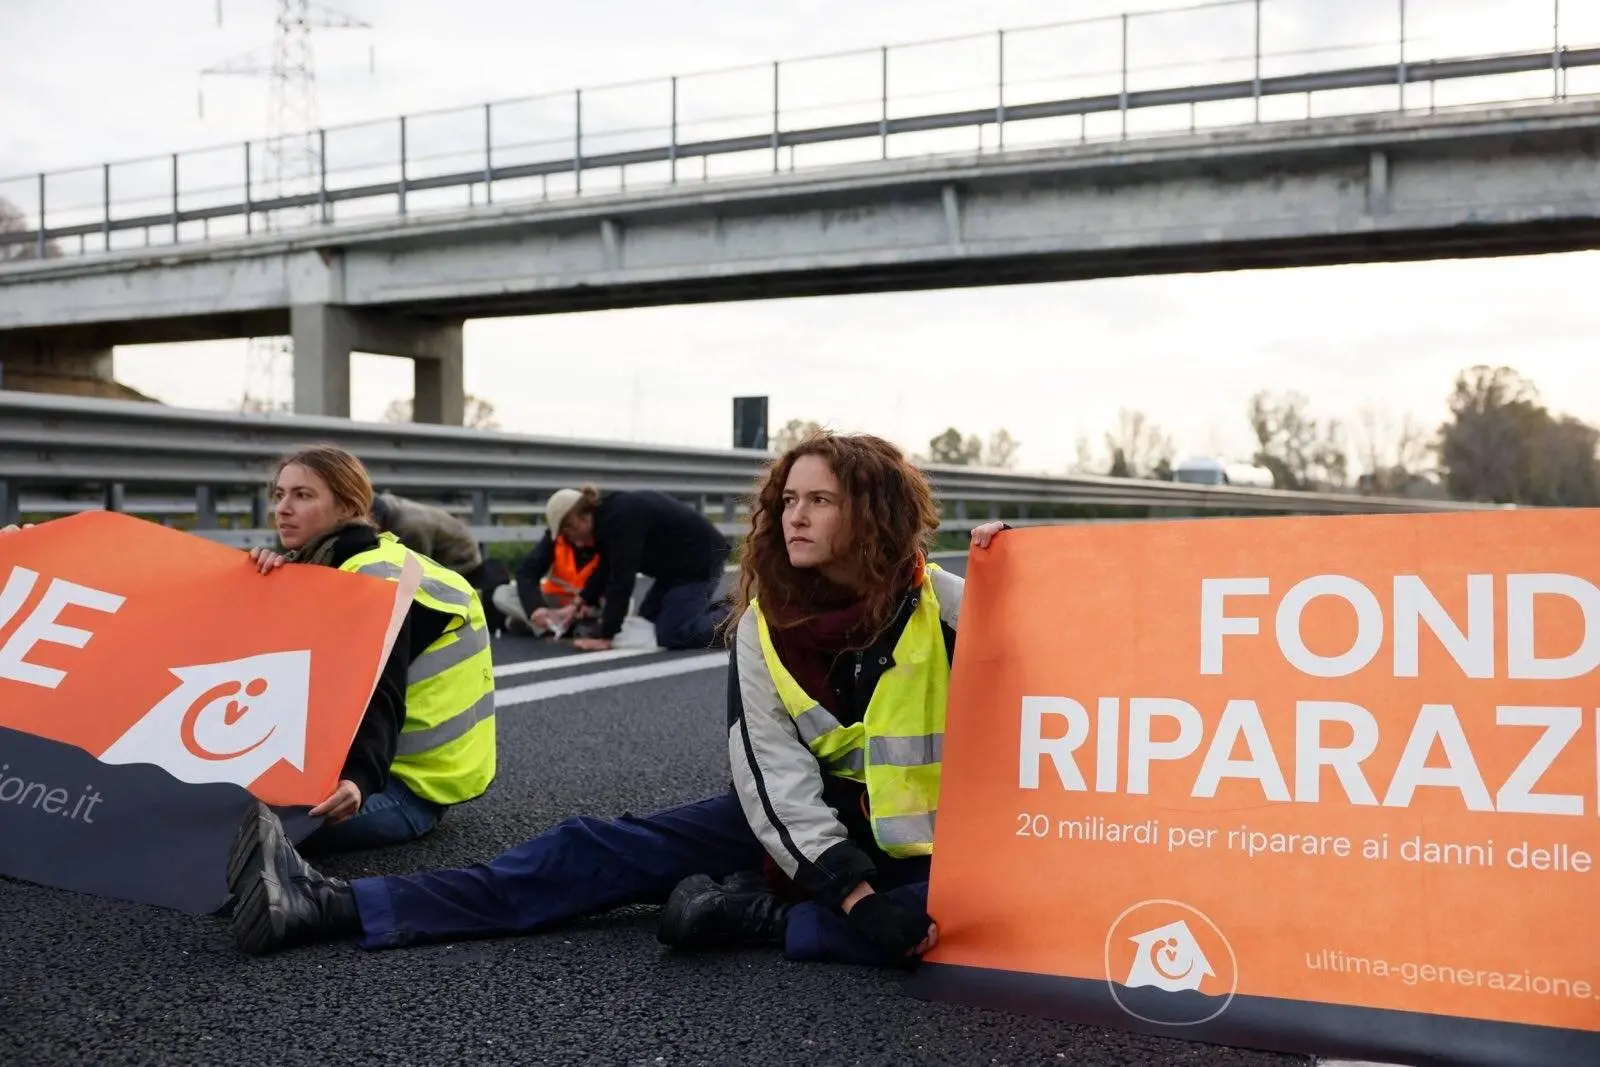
[383,394,501,430]
[771,418,824,453]
[1248,390,1348,490]
[0,196,61,262]
[1355,407,1433,494]
[982,428,1020,469]
[1103,408,1175,479]
[927,427,983,465]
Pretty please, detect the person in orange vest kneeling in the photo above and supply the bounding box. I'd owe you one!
[490,507,602,639]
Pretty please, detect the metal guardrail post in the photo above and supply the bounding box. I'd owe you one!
[996,30,1006,150]
[106,483,126,514]
[880,46,889,160]
[669,77,678,183]
[483,103,494,203]
[1554,0,1564,99]
[1121,13,1130,140]
[772,62,781,173]
[195,485,218,528]
[319,129,329,224]
[102,163,111,250]
[35,173,45,259]
[398,116,408,215]
[243,142,252,236]
[574,89,583,194]
[471,490,490,526]
[171,154,180,243]
[1398,0,1409,111]
[0,480,14,526]
[1253,0,1263,122]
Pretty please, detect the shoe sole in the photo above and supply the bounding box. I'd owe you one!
[655,873,716,948]
[226,801,288,956]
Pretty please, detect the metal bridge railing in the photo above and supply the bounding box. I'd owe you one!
[2,0,1595,260]
[0,391,1501,544]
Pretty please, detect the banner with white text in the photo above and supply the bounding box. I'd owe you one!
[908,511,1600,1067]
[0,513,414,913]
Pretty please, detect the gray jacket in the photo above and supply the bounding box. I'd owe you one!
[371,492,483,575]
[726,566,964,904]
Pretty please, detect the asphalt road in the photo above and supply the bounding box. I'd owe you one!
[0,554,1325,1067]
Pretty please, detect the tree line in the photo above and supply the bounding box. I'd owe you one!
[771,364,1600,506]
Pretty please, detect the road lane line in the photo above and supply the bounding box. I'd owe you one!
[493,646,658,678]
[495,651,724,707]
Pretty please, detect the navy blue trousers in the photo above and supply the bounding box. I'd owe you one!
[637,577,729,650]
[349,790,929,967]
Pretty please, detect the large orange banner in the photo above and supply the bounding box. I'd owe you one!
[0,512,415,913]
[911,510,1600,1067]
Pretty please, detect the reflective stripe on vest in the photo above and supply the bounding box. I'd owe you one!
[342,533,497,805]
[751,562,948,858]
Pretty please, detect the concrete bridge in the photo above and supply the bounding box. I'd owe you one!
[4,52,1600,422]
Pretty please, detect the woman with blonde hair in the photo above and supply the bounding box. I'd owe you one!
[225,430,1006,964]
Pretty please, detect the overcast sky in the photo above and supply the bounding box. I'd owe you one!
[3,0,1598,474]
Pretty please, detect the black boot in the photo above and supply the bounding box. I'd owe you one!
[227,801,361,955]
[656,872,792,950]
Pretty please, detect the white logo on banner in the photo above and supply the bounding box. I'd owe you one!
[1124,919,1216,993]
[100,650,312,788]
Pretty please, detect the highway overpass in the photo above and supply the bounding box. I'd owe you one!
[3,17,1598,422]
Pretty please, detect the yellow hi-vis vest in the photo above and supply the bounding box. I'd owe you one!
[751,563,948,858]
[341,532,497,805]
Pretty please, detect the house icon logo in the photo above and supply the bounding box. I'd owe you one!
[1125,919,1216,993]
[1104,900,1238,1027]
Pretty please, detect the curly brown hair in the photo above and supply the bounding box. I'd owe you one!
[726,429,941,643]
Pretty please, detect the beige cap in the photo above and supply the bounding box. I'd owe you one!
[544,488,582,535]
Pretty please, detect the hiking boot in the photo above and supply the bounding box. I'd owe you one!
[227,801,361,955]
[656,872,791,950]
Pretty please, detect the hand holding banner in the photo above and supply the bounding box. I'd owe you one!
[910,510,1600,1067]
[0,512,416,913]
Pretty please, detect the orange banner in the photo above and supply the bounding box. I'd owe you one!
[917,510,1600,1064]
[0,512,414,806]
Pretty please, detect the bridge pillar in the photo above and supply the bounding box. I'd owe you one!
[289,304,465,424]
[411,323,465,426]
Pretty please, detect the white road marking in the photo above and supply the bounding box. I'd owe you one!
[495,651,725,707]
[492,646,659,678]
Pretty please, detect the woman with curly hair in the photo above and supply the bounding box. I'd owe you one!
[226,430,1008,965]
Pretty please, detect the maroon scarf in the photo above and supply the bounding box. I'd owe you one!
[764,557,923,714]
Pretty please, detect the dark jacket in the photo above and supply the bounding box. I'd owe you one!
[513,529,600,617]
[578,491,730,639]
[325,524,452,801]
[726,568,964,909]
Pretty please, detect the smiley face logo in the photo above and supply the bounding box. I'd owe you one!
[180,677,275,761]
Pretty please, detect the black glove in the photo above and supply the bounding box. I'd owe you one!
[846,892,933,958]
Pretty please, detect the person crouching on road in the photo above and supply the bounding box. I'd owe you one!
[547,485,732,653]
[369,492,512,634]
[246,445,497,854]
[223,430,1007,968]
[489,512,602,640]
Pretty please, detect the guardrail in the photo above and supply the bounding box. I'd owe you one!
[1,0,1593,258]
[0,391,1500,546]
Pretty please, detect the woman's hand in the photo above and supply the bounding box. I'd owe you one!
[309,779,362,823]
[248,546,287,574]
[969,520,1009,548]
[573,637,613,652]
[0,523,34,536]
